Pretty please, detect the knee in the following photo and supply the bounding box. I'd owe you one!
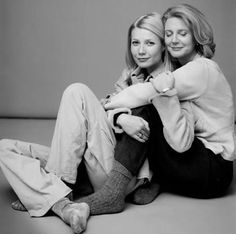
[63,83,90,96]
[0,139,15,152]
[62,83,92,100]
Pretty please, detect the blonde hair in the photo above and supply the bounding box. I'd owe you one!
[162,4,215,69]
[125,12,166,71]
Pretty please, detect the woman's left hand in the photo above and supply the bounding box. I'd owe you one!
[150,71,175,93]
[117,114,150,143]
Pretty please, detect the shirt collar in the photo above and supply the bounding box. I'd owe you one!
[130,66,142,77]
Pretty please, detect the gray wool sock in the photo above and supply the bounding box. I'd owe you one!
[76,160,132,215]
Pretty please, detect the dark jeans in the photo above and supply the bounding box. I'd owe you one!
[114,106,150,176]
[114,105,233,198]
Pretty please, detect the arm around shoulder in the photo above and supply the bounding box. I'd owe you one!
[173,59,209,100]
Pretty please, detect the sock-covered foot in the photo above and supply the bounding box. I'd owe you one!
[52,198,90,234]
[76,160,132,215]
[127,180,160,205]
[11,199,27,211]
[62,203,90,234]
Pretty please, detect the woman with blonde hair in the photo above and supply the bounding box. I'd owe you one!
[0,12,167,233]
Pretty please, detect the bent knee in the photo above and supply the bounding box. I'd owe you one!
[63,83,90,95]
[62,83,93,99]
[0,139,15,150]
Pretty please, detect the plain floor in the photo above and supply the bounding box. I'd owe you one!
[0,118,235,234]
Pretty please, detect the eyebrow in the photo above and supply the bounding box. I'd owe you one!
[131,38,155,41]
[164,29,188,32]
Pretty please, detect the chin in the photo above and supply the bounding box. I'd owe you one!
[137,63,152,69]
[136,64,146,69]
[170,51,183,58]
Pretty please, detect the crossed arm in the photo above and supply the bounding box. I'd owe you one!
[104,69,200,152]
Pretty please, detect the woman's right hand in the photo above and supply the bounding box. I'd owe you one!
[116,114,150,143]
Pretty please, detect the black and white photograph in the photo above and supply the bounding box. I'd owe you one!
[0,0,235,234]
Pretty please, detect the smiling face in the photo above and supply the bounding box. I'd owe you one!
[164,17,197,65]
[131,27,163,74]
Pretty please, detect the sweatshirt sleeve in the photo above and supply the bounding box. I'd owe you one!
[103,69,133,133]
[172,59,208,100]
[148,59,209,152]
[151,91,195,152]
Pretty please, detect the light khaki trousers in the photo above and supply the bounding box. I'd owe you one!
[0,83,149,217]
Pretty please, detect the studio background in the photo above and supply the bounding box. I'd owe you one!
[0,0,235,118]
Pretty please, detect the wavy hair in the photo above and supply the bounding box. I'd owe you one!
[162,4,215,68]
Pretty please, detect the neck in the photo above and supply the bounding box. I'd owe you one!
[148,62,166,77]
[179,53,201,66]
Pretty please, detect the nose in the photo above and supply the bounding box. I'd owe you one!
[138,44,146,55]
[171,34,179,44]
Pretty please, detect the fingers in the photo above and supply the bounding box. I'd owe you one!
[134,130,149,143]
[133,134,146,143]
[140,127,149,138]
[131,118,150,143]
[104,102,112,110]
[140,119,150,138]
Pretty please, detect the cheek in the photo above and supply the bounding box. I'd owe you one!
[164,37,171,45]
[186,37,195,48]
[131,46,136,55]
[152,47,162,59]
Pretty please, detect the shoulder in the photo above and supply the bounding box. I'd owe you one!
[184,57,222,74]
[179,58,208,74]
[172,58,210,99]
[173,58,209,83]
[114,68,132,91]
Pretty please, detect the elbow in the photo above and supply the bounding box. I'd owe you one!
[164,129,194,153]
[172,142,192,153]
[173,135,194,153]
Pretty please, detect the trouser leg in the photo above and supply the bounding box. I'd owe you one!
[146,105,233,198]
[0,139,71,217]
[74,106,154,215]
[45,83,116,190]
[114,106,151,176]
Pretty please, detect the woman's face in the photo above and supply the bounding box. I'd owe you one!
[164,17,197,65]
[131,27,163,74]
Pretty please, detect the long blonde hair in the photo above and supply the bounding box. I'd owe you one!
[125,12,167,72]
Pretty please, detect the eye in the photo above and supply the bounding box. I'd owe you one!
[179,31,188,36]
[146,41,155,46]
[131,40,139,46]
[165,31,172,37]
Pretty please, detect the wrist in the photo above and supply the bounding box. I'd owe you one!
[150,71,175,94]
[116,113,127,127]
[159,86,173,93]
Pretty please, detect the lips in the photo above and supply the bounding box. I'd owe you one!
[170,47,183,51]
[137,58,149,62]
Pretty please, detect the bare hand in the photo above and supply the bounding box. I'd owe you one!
[150,71,175,92]
[117,114,150,143]
[100,98,110,107]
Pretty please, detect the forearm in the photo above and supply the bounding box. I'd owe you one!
[104,83,156,110]
[106,108,132,133]
[151,92,195,152]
